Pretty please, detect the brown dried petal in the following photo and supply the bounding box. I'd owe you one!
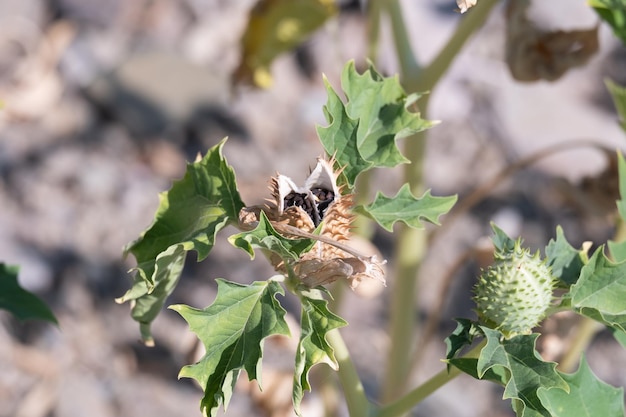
[505,0,599,82]
[342,256,387,290]
[456,0,477,14]
[295,258,353,287]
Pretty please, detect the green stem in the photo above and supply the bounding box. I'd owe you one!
[381,0,499,403]
[376,340,486,417]
[558,316,603,373]
[383,0,420,77]
[327,328,372,417]
[367,0,383,62]
[413,0,500,92]
[381,219,427,402]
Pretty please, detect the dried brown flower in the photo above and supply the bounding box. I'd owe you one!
[239,158,386,289]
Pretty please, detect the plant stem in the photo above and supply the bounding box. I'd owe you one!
[383,0,420,77]
[326,328,372,417]
[381,0,499,403]
[376,340,486,417]
[558,316,603,373]
[412,0,500,93]
[366,0,383,63]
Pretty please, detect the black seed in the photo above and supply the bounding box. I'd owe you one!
[311,187,335,219]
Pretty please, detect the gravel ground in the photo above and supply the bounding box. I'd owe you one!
[1,1,626,417]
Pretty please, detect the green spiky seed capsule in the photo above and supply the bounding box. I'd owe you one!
[473,240,555,338]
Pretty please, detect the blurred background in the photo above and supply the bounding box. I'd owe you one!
[1,0,625,416]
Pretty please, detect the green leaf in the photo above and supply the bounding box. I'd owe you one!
[448,357,509,386]
[354,184,457,232]
[538,356,624,417]
[545,226,587,286]
[607,239,626,263]
[317,77,372,187]
[605,79,626,132]
[118,138,245,344]
[491,223,517,253]
[228,211,315,261]
[293,289,347,416]
[317,61,434,187]
[341,61,434,167]
[611,326,626,347]
[0,264,57,324]
[477,328,569,417]
[170,279,290,417]
[235,0,337,87]
[570,258,626,333]
[590,0,626,45]
[445,318,482,362]
[570,248,626,317]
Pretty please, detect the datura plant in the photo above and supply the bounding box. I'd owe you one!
[118,61,626,417]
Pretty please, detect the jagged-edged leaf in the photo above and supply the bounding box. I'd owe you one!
[170,279,290,417]
[538,356,624,417]
[317,61,434,187]
[448,357,509,386]
[570,248,626,319]
[317,77,372,187]
[605,79,626,132]
[0,264,57,324]
[228,211,315,261]
[590,1,626,46]
[117,138,244,344]
[445,318,482,362]
[235,0,337,87]
[577,307,626,334]
[491,223,517,253]
[478,327,569,417]
[293,289,347,416]
[341,61,434,166]
[355,184,457,232]
[545,226,587,286]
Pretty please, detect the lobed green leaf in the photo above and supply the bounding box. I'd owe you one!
[537,356,624,417]
[293,289,347,416]
[0,263,57,324]
[477,328,569,417]
[570,248,626,332]
[355,184,457,232]
[117,138,245,344]
[445,319,479,358]
[170,279,290,417]
[317,61,434,187]
[545,226,587,286]
[317,76,372,187]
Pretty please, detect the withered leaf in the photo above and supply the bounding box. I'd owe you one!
[506,0,599,82]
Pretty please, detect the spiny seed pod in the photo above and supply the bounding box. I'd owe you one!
[473,241,555,338]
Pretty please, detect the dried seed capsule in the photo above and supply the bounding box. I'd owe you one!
[239,157,386,289]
